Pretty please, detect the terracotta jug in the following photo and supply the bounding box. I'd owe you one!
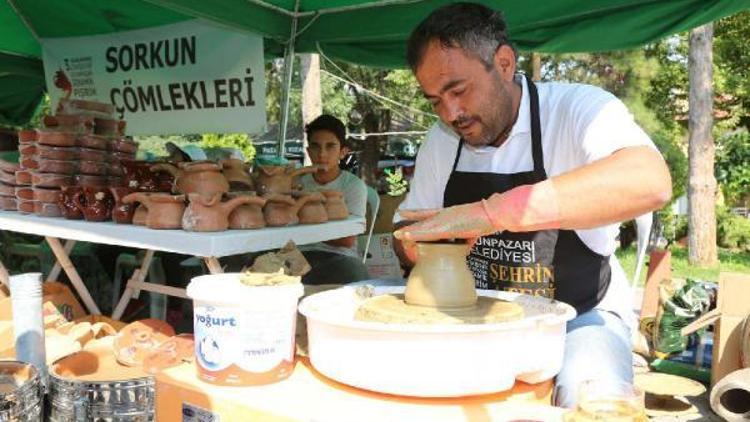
[132,204,147,226]
[110,187,135,224]
[122,192,186,229]
[151,161,229,198]
[58,186,83,220]
[73,187,114,222]
[263,193,314,227]
[296,192,328,224]
[320,189,349,220]
[710,368,750,421]
[253,164,318,196]
[182,193,261,232]
[404,241,478,308]
[219,158,254,191]
[226,192,267,230]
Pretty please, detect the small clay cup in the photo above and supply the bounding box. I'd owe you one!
[59,186,83,220]
[110,187,135,224]
[73,187,114,222]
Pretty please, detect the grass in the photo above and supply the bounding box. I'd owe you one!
[616,245,750,285]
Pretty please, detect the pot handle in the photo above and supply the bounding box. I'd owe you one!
[72,191,86,213]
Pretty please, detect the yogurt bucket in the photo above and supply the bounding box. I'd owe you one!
[186,273,304,386]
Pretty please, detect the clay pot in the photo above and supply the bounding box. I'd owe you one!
[743,314,750,368]
[296,192,328,224]
[32,172,73,188]
[73,187,114,222]
[58,186,83,220]
[77,134,108,150]
[227,192,267,230]
[93,118,126,136]
[17,129,37,144]
[404,241,478,308]
[132,204,147,226]
[0,158,20,174]
[320,189,349,220]
[710,368,750,421]
[122,192,185,229]
[110,187,136,224]
[37,131,77,147]
[122,160,173,192]
[253,164,318,196]
[220,158,254,191]
[151,161,229,198]
[263,193,313,227]
[182,193,261,232]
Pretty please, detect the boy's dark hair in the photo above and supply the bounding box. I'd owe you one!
[305,114,347,147]
[406,2,513,72]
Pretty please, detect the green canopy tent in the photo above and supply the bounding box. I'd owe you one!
[2,0,749,137]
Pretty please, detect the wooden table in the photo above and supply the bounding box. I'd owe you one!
[0,211,364,317]
[156,357,566,422]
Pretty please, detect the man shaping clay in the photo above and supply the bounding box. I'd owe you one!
[393,3,672,407]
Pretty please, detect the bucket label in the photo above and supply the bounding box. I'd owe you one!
[182,402,220,422]
[193,303,296,374]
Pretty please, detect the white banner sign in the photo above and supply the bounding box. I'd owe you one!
[41,20,266,135]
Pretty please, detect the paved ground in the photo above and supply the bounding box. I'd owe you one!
[631,288,722,421]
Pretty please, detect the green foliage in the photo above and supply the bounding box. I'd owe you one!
[715,130,750,205]
[200,133,256,162]
[384,167,408,197]
[717,206,750,252]
[133,134,198,160]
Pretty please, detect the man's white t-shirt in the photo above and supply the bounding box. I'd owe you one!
[397,74,658,324]
[299,170,367,257]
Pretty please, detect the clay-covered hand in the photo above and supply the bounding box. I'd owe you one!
[393,180,561,242]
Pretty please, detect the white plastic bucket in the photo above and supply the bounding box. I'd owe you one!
[186,273,304,386]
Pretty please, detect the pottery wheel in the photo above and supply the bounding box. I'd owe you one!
[355,294,524,324]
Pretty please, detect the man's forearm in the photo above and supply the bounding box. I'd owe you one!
[551,146,672,229]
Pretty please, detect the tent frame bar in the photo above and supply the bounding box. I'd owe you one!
[296,0,425,18]
[245,0,296,17]
[6,0,40,41]
[277,0,301,156]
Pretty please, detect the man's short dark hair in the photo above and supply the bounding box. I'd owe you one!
[305,114,347,147]
[406,2,512,72]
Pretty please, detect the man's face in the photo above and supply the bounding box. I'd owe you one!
[416,40,517,147]
[307,129,346,170]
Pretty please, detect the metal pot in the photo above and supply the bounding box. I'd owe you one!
[49,371,154,422]
[0,361,43,422]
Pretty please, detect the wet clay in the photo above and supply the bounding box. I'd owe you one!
[142,334,195,375]
[355,294,524,324]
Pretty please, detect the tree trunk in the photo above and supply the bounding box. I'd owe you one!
[359,109,390,186]
[300,54,322,165]
[687,23,718,266]
[532,52,542,81]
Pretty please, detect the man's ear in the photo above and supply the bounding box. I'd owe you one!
[339,145,350,159]
[493,45,516,81]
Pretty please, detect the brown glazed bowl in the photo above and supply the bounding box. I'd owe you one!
[36,131,77,147]
[77,135,109,150]
[17,129,38,144]
[0,196,17,211]
[36,159,78,175]
[110,138,138,154]
[34,201,63,218]
[31,172,73,188]
[74,174,108,188]
[18,143,37,156]
[36,145,78,161]
[0,182,15,197]
[0,171,16,185]
[59,186,83,220]
[33,187,62,203]
[78,161,108,176]
[14,187,33,200]
[17,199,35,214]
[15,170,32,186]
[78,148,108,162]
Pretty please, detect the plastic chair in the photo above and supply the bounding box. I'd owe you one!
[112,251,167,319]
[361,186,381,264]
[632,212,653,287]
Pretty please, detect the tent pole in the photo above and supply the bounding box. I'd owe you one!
[278,0,301,158]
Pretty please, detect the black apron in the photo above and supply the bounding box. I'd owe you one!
[442,76,611,315]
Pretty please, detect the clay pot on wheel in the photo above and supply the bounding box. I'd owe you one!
[404,241,478,308]
[73,187,114,222]
[110,187,136,224]
[320,189,349,220]
[253,164,318,196]
[151,161,229,198]
[263,194,313,227]
[182,192,261,232]
[296,192,328,224]
[58,186,83,220]
[122,192,185,229]
[226,192,267,230]
[219,158,254,191]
